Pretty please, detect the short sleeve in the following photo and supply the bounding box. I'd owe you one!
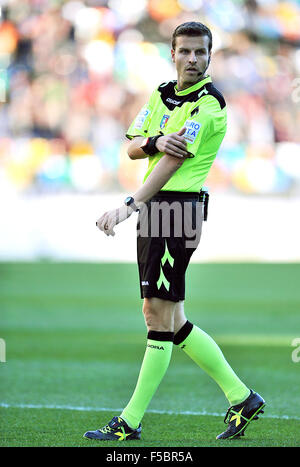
[182,97,223,157]
[126,90,157,140]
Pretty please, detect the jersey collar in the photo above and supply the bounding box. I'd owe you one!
[174,76,212,96]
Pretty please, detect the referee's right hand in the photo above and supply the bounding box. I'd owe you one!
[156,127,188,159]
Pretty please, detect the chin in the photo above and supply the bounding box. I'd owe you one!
[183,77,199,86]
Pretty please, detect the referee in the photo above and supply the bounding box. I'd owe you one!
[84,22,265,441]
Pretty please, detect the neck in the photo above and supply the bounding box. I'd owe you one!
[177,74,207,91]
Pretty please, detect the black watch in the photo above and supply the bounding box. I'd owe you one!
[140,137,149,150]
[140,135,161,155]
[124,196,139,212]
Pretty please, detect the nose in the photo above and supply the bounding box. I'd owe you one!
[188,51,197,63]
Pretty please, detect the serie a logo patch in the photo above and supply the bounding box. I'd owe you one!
[184,120,202,143]
[135,108,150,129]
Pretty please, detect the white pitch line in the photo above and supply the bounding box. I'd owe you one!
[0,402,299,421]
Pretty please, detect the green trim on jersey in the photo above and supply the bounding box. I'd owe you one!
[174,76,212,96]
[126,76,227,193]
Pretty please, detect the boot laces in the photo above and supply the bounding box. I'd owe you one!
[99,424,113,434]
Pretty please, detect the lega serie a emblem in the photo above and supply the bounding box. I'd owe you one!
[157,241,174,291]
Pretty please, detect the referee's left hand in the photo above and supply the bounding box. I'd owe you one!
[156,127,188,159]
[96,205,132,237]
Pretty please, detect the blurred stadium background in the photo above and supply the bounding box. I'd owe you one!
[0,0,300,262]
[1,1,300,447]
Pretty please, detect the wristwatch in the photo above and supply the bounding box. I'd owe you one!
[140,137,149,150]
[140,135,161,155]
[124,196,139,212]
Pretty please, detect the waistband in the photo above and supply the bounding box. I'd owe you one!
[151,190,207,201]
[149,190,209,221]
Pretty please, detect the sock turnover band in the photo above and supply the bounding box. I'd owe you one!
[147,330,174,342]
[173,320,193,345]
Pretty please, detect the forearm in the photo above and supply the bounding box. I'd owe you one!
[96,154,184,237]
[127,136,148,160]
[133,154,183,204]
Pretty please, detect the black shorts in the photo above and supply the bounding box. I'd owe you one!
[137,190,207,302]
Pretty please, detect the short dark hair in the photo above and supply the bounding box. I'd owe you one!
[172,21,213,52]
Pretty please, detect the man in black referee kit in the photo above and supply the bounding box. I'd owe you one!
[84,21,265,441]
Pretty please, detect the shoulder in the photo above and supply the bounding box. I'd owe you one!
[151,81,179,109]
[157,80,177,100]
[146,81,176,105]
[195,82,226,111]
[203,82,226,110]
[157,80,177,91]
[189,84,226,122]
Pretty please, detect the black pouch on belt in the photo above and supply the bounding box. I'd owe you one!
[199,190,209,221]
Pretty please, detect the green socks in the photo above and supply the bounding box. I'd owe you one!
[121,331,174,429]
[174,321,250,406]
[120,321,249,430]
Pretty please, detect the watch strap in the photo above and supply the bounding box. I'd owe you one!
[141,135,161,156]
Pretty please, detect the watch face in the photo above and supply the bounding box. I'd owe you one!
[125,196,133,206]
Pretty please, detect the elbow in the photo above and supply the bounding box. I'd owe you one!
[127,148,136,160]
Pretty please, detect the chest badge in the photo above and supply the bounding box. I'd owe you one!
[160,114,170,129]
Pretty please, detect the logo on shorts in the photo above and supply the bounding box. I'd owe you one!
[141,281,149,286]
[157,241,174,291]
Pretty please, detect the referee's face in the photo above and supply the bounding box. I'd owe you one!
[171,35,211,91]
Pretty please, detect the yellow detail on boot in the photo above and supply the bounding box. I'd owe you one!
[230,408,244,427]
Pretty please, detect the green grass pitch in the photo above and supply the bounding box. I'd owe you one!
[1,262,300,448]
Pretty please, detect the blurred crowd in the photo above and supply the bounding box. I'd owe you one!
[0,0,300,197]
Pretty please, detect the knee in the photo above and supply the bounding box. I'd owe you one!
[142,298,175,332]
[142,300,159,329]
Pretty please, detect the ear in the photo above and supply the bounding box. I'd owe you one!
[171,49,175,63]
